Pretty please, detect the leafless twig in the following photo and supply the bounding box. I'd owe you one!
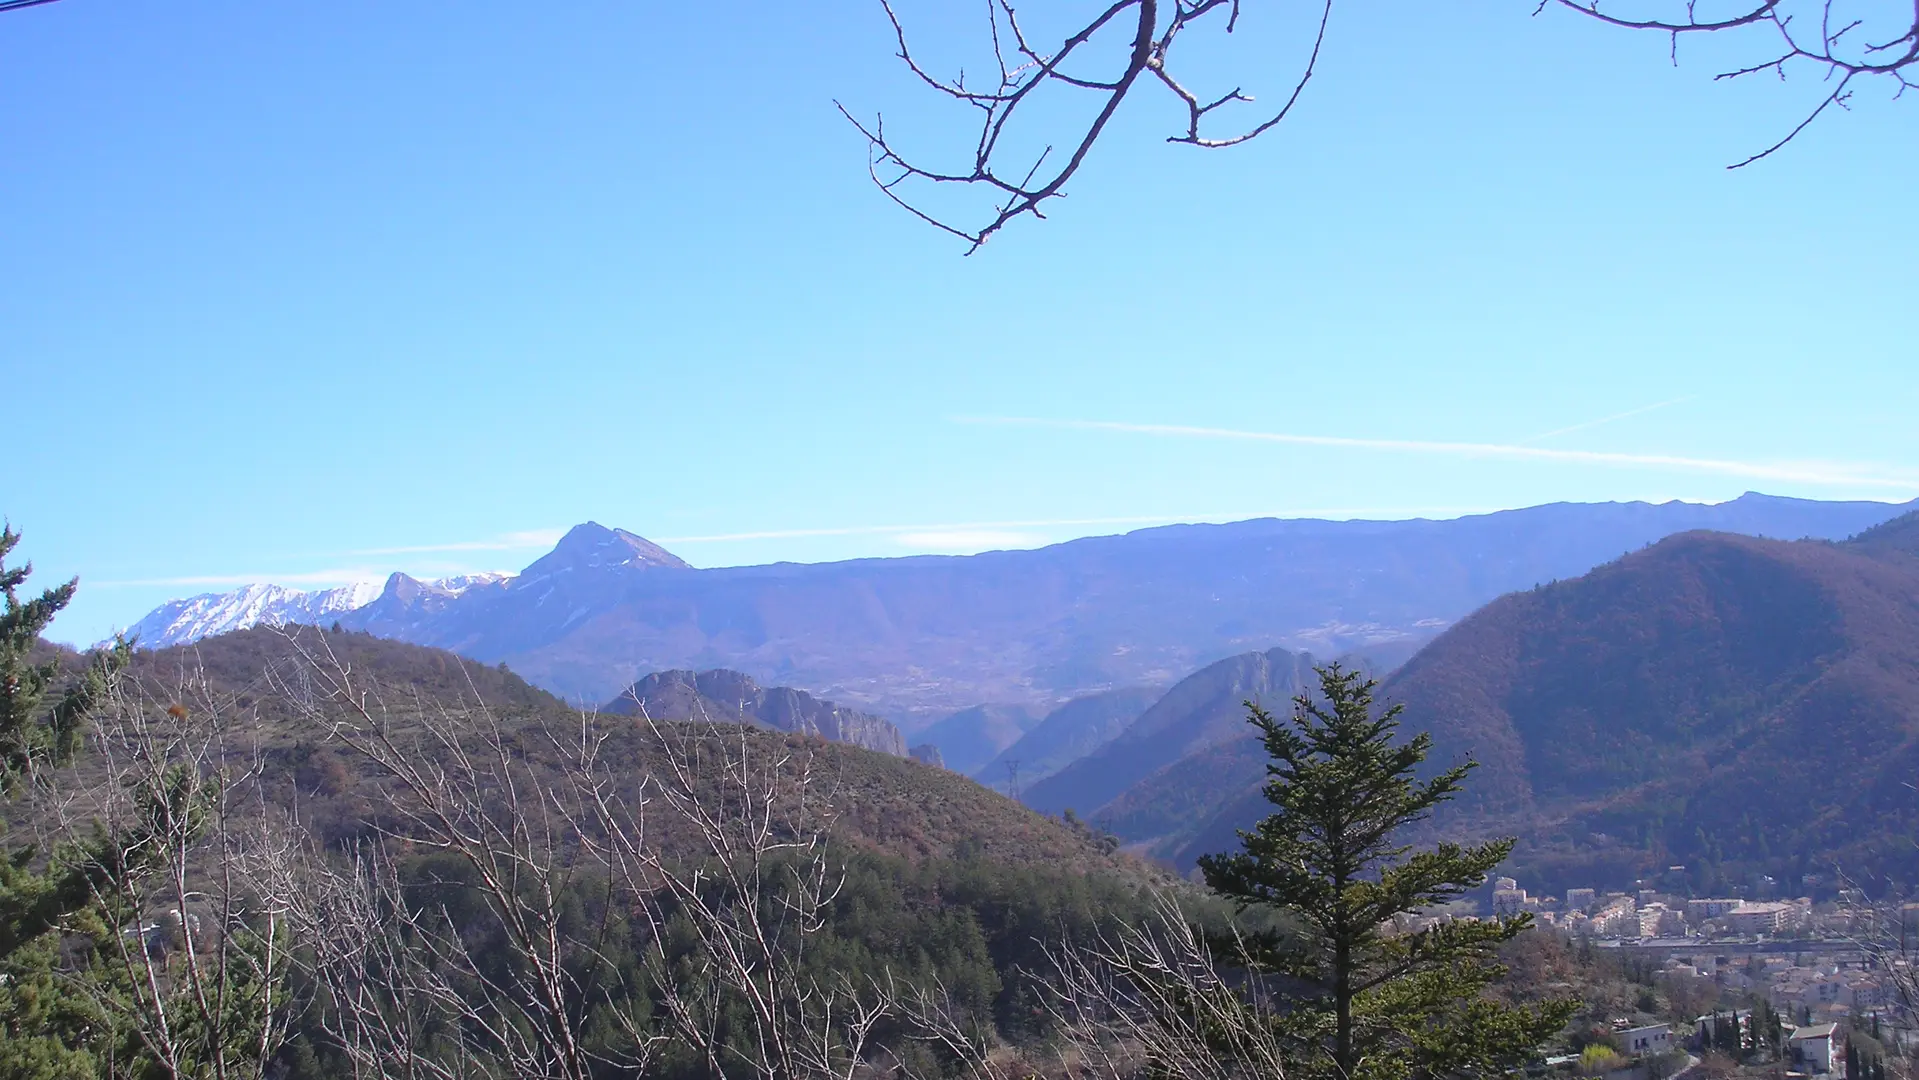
[839,0,1333,251]
[1543,0,1917,165]
[273,631,951,1079]
[1041,890,1290,1079]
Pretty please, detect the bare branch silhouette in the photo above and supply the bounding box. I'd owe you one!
[1544,0,1918,165]
[839,0,1334,251]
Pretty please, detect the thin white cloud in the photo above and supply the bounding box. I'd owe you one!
[1518,396,1697,445]
[657,508,1501,545]
[961,417,1919,492]
[894,530,1045,551]
[94,568,389,589]
[658,516,1176,544]
[346,528,566,556]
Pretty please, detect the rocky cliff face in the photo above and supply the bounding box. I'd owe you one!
[602,668,907,757]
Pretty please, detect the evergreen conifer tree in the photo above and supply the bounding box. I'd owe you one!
[0,525,131,1078]
[1198,664,1574,1080]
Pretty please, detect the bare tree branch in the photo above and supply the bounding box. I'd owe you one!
[1544,0,1918,165]
[839,0,1335,250]
[1040,890,1291,1080]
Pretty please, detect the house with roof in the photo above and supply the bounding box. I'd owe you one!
[1789,1022,1841,1074]
[1613,1020,1670,1056]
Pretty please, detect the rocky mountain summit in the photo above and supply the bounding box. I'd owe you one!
[601,668,908,756]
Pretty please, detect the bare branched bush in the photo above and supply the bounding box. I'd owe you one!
[840,0,1332,250]
[50,664,300,1080]
[254,632,1293,1080]
[1040,891,1289,1080]
[1547,0,1918,164]
[274,633,945,1079]
[272,640,659,1080]
[572,710,900,1080]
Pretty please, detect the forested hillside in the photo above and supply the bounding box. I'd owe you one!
[1150,512,1919,891]
[13,619,1227,1079]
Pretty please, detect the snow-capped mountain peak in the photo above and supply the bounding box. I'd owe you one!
[123,574,510,649]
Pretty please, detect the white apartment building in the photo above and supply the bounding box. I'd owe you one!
[1686,898,1741,923]
[1729,902,1792,935]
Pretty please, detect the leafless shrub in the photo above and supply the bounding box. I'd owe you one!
[840,0,1333,250]
[50,663,300,1080]
[1039,890,1289,1080]
[272,637,658,1080]
[274,633,931,1079]
[1545,0,1918,164]
[261,631,1285,1079]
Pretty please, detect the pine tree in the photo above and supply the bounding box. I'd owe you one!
[0,529,122,1074]
[0,525,131,1078]
[1198,664,1575,1080]
[0,527,119,787]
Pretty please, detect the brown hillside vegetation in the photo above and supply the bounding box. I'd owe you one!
[1166,514,1919,890]
[116,627,1146,875]
[25,630,1214,1077]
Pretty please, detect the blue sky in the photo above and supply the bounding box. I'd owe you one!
[5,1,1915,645]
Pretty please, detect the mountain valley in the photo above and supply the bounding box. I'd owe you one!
[1082,509,1919,893]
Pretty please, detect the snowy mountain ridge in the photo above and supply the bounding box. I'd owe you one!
[124,574,511,649]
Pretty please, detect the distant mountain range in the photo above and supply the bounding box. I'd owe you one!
[125,494,1915,727]
[1074,507,1919,893]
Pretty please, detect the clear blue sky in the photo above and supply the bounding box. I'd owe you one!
[5,1,1915,645]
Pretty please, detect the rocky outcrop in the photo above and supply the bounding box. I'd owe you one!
[602,668,907,757]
